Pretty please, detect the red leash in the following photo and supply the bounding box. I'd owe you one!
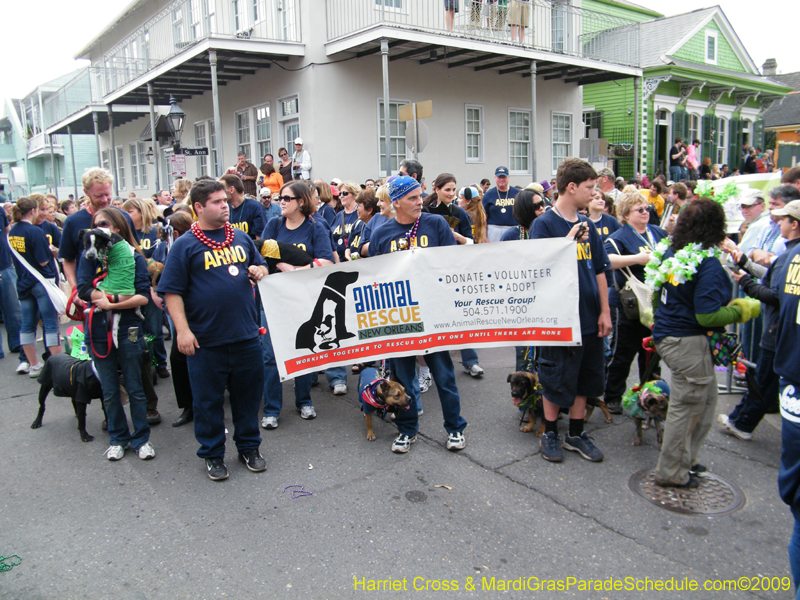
[86,273,114,359]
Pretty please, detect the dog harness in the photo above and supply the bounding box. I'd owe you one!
[360,378,409,416]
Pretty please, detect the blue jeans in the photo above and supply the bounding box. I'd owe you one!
[390,351,467,437]
[261,313,312,417]
[669,165,681,182]
[461,348,479,368]
[0,265,23,361]
[19,282,60,348]
[326,366,348,388]
[187,337,263,459]
[143,298,167,369]
[90,335,150,450]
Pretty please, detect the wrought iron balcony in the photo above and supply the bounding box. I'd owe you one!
[43,67,103,130]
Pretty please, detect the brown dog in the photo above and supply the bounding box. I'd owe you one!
[507,371,544,435]
[358,367,410,441]
[629,384,670,447]
[585,397,614,425]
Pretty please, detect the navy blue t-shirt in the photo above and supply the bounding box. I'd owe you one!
[78,252,150,351]
[361,213,389,247]
[228,198,265,240]
[137,227,160,259]
[59,208,138,266]
[8,221,58,295]
[531,208,610,335]
[591,214,621,242]
[317,203,337,228]
[348,219,368,256]
[330,209,360,260]
[425,201,474,241]
[368,213,456,256]
[263,216,335,262]
[652,250,732,342]
[157,228,266,347]
[604,224,667,314]
[774,243,800,384]
[38,221,62,248]
[0,210,12,271]
[482,187,520,227]
[500,226,529,241]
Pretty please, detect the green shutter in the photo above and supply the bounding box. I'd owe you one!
[753,119,765,150]
[701,114,715,164]
[672,110,688,143]
[728,117,742,169]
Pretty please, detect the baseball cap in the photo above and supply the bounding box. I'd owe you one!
[294,137,303,145]
[331,178,342,186]
[739,188,765,206]
[260,189,270,197]
[771,199,800,219]
[495,166,509,177]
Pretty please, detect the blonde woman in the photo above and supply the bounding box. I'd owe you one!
[122,198,160,258]
[172,179,192,204]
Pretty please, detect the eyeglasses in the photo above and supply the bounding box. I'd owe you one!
[631,207,649,214]
[340,191,350,197]
[94,220,111,228]
[279,195,298,203]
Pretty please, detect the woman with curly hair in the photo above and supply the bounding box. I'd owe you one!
[650,198,760,488]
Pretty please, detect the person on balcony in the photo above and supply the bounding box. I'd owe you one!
[292,138,312,181]
[444,0,458,31]
[509,0,529,43]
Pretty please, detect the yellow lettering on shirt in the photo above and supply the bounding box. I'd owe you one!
[231,222,250,234]
[389,235,429,253]
[495,197,515,208]
[8,236,25,252]
[141,238,151,250]
[576,242,592,261]
[203,245,248,271]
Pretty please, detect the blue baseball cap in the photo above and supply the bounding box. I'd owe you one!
[495,166,509,177]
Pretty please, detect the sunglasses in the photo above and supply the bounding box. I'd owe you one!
[94,220,111,228]
[279,154,287,158]
[631,207,649,214]
[532,203,544,210]
[340,191,351,197]
[279,195,298,203]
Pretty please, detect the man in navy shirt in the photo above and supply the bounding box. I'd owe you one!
[220,174,265,240]
[158,179,269,481]
[0,207,25,370]
[369,176,468,454]
[482,166,520,242]
[532,158,611,464]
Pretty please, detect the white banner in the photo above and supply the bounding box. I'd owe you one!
[258,238,580,380]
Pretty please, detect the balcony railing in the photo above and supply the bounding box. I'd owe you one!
[27,132,64,155]
[100,0,301,97]
[326,0,639,68]
[43,67,103,129]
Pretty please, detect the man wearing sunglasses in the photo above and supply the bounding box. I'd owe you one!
[292,138,312,181]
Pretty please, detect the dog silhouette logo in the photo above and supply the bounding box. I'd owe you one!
[296,271,359,353]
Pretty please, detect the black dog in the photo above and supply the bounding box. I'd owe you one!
[254,238,313,274]
[31,354,105,442]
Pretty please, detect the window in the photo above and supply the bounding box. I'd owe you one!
[742,119,752,147]
[582,110,602,137]
[195,122,208,175]
[101,149,110,172]
[252,0,260,22]
[509,109,531,173]
[281,97,299,119]
[717,117,727,164]
[375,0,404,11]
[551,112,572,174]
[130,142,148,189]
[189,0,203,39]
[705,29,718,65]
[172,7,185,46]
[278,94,301,149]
[689,114,700,144]
[130,143,140,188]
[465,105,483,163]
[232,0,244,32]
[116,146,126,191]
[255,105,271,159]
[378,100,407,176]
[552,1,567,53]
[236,110,251,158]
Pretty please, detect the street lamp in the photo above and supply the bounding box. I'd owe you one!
[167,95,185,153]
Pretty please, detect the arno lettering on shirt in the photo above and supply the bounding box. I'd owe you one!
[203,244,248,270]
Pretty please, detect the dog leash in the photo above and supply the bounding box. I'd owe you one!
[86,272,114,359]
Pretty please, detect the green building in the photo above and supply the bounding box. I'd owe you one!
[582,3,790,179]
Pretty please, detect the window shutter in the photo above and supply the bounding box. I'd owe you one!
[701,114,715,164]
[728,116,742,168]
[672,110,688,142]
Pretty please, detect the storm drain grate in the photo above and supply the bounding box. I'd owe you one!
[629,469,746,516]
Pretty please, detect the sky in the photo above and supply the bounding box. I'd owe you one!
[1,0,797,103]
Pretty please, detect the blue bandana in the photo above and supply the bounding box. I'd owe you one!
[388,176,421,204]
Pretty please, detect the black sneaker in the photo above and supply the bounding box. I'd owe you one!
[656,475,700,489]
[689,464,707,476]
[606,401,623,415]
[238,449,267,473]
[540,431,564,462]
[206,457,229,481]
[563,432,604,462]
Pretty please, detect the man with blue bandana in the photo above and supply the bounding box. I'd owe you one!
[368,176,468,454]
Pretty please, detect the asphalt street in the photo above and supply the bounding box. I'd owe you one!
[0,330,794,599]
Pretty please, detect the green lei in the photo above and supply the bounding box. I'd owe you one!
[644,239,722,293]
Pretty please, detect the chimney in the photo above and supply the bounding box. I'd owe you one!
[763,58,777,77]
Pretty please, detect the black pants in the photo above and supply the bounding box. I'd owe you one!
[169,338,193,410]
[605,307,660,404]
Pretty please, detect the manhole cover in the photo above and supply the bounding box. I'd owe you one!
[629,469,746,516]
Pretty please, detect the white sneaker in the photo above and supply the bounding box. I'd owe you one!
[446,432,467,451]
[418,373,432,393]
[391,434,416,453]
[137,442,156,460]
[333,383,347,395]
[718,414,753,441]
[16,361,30,374]
[261,416,278,429]
[299,405,317,420]
[464,364,485,378]
[105,445,127,461]
[28,363,44,378]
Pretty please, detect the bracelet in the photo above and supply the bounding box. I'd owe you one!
[313,259,322,268]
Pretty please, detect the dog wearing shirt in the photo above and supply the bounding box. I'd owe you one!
[358,367,410,441]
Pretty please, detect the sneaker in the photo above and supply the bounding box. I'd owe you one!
[137,442,156,460]
[540,431,564,462]
[689,464,707,476]
[16,361,30,374]
[261,416,278,429]
[464,364,485,378]
[656,475,700,489]
[391,434,417,454]
[606,400,623,415]
[146,410,162,425]
[718,414,753,441]
[332,383,347,395]
[446,432,466,451]
[28,363,44,378]
[418,409,424,417]
[206,457,229,481]
[238,449,267,472]
[299,405,317,420]
[563,432,604,462]
[418,372,432,393]
[105,444,127,461]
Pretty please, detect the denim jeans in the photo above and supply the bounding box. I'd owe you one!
[325,366,348,388]
[729,348,778,433]
[0,265,23,361]
[669,166,682,183]
[143,298,167,369]
[791,519,800,599]
[90,335,150,450]
[461,348,479,368]
[19,282,60,348]
[261,312,312,418]
[187,337,263,459]
[390,351,467,437]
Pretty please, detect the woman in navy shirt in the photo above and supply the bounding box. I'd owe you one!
[260,182,334,429]
[331,181,360,262]
[8,197,62,377]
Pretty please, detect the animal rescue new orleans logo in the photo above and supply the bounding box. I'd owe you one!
[296,272,360,353]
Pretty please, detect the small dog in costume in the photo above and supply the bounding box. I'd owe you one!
[507,371,544,435]
[358,367,409,441]
[623,380,670,447]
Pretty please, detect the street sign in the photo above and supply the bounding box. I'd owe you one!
[170,154,186,177]
[182,147,209,156]
[399,101,432,122]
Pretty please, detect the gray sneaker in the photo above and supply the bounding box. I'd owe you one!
[299,405,317,420]
[261,416,278,429]
[464,364,485,378]
[540,431,563,462]
[391,434,416,454]
[718,414,753,441]
[563,432,604,462]
[446,432,466,451]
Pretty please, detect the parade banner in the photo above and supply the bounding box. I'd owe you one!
[258,238,580,380]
